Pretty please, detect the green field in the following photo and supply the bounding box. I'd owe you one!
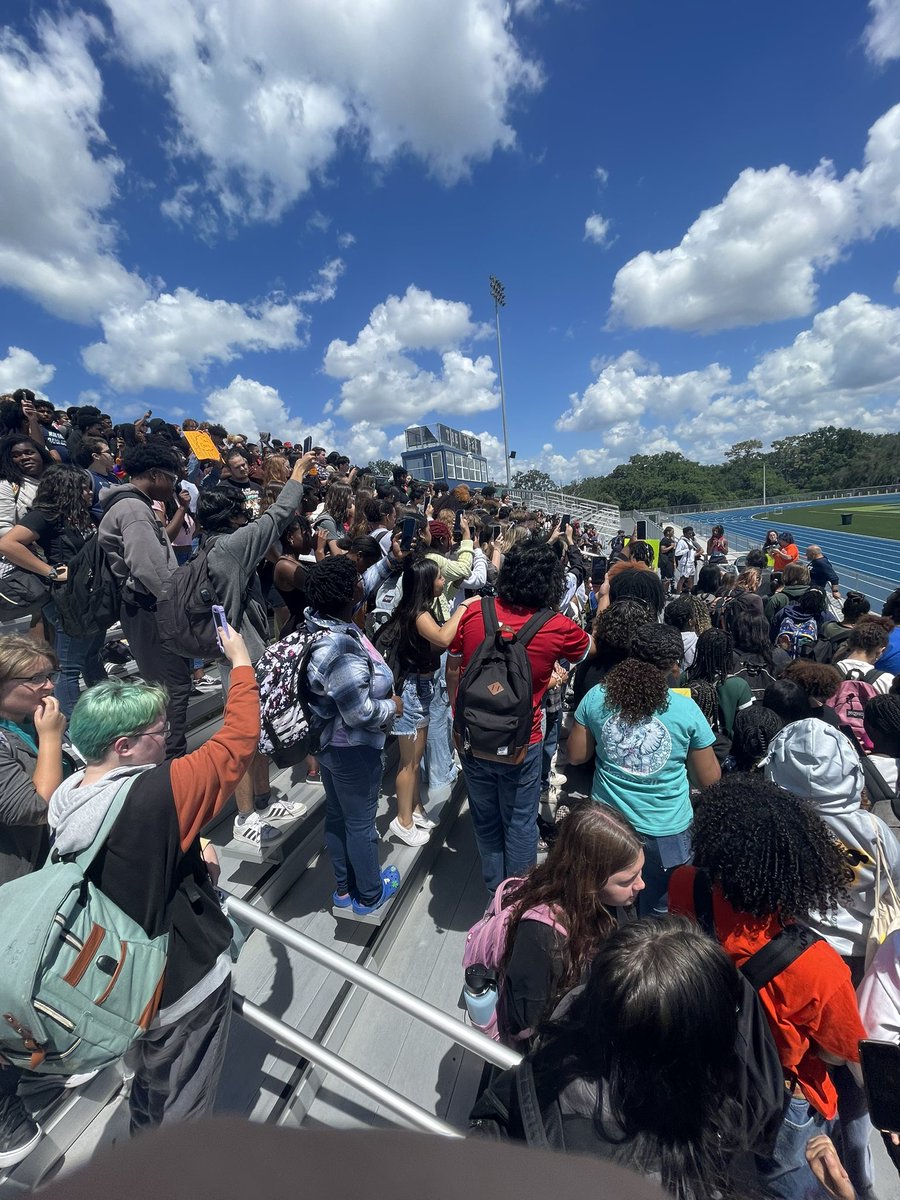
[753,501,900,539]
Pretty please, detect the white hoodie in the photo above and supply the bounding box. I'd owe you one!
[764,719,900,957]
[858,929,900,1041]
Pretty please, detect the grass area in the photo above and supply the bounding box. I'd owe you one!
[752,501,900,540]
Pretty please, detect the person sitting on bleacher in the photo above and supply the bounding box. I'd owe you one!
[47,623,257,1135]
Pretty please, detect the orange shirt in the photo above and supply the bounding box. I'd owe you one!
[670,866,864,1118]
[773,543,799,572]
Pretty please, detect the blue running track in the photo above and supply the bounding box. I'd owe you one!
[680,494,900,608]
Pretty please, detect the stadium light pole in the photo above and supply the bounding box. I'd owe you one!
[489,275,511,488]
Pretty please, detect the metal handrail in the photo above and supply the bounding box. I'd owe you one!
[224,893,523,1071]
[232,992,463,1138]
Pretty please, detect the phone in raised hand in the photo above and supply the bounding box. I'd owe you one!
[453,510,463,537]
[211,604,228,651]
[303,436,313,454]
[400,517,417,551]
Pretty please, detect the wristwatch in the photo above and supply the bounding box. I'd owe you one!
[46,568,60,581]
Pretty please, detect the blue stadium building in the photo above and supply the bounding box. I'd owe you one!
[400,423,491,488]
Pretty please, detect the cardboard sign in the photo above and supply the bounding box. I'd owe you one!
[183,430,222,462]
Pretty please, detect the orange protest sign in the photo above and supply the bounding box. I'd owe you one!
[183,430,222,461]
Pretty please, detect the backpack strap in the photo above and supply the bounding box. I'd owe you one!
[68,774,144,872]
[481,594,500,639]
[741,925,819,992]
[692,869,717,937]
[515,1061,553,1151]
[864,668,885,686]
[515,609,554,648]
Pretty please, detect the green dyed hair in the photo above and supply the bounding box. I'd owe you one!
[69,680,168,762]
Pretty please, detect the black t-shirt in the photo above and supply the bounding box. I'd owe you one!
[42,426,70,463]
[19,509,90,566]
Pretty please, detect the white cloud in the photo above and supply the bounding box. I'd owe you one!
[610,102,900,333]
[323,285,497,423]
[584,212,611,245]
[107,0,544,226]
[296,258,345,304]
[82,289,306,391]
[864,0,900,64]
[0,347,56,396]
[555,351,731,432]
[594,166,608,186]
[337,232,356,249]
[306,211,332,234]
[203,375,335,445]
[0,14,149,321]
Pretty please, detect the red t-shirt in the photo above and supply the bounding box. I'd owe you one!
[449,600,590,744]
[670,866,864,1119]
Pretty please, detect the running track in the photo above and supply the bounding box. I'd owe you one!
[679,494,900,608]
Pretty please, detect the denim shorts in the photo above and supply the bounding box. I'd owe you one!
[393,673,435,736]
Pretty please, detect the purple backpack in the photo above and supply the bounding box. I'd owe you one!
[462,877,567,1041]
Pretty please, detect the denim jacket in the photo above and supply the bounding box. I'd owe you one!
[304,610,395,750]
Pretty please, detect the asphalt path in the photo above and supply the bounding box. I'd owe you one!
[681,494,900,608]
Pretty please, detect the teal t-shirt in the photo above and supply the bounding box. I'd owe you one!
[574,686,715,837]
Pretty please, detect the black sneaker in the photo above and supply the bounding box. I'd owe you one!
[0,1093,40,1169]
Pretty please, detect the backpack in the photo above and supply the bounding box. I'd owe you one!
[156,537,251,660]
[0,777,168,1076]
[371,613,409,691]
[691,871,819,1155]
[775,607,818,659]
[51,532,123,638]
[453,597,553,764]
[365,572,402,640]
[826,668,885,753]
[731,658,776,704]
[255,628,328,768]
[462,877,567,1041]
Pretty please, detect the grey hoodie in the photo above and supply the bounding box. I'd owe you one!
[764,719,900,957]
[48,764,153,857]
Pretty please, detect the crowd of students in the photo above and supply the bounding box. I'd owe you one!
[1,388,900,1199]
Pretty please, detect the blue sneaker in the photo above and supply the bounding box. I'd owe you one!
[332,891,353,909]
[351,866,401,916]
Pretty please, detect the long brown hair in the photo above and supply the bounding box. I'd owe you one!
[348,488,373,540]
[499,806,642,991]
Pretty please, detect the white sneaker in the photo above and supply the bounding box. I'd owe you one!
[412,809,436,830]
[259,798,308,824]
[192,674,221,693]
[547,769,568,787]
[233,812,280,845]
[388,817,430,847]
[64,1069,100,1089]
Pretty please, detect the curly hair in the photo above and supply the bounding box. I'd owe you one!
[730,705,783,771]
[31,464,94,533]
[306,554,359,617]
[628,539,655,567]
[592,598,654,670]
[496,536,565,610]
[687,594,712,634]
[197,486,249,534]
[865,693,900,757]
[844,615,892,657]
[499,806,642,993]
[687,629,733,685]
[663,596,696,633]
[843,591,870,623]
[608,566,665,616]
[122,442,180,478]
[0,434,52,484]
[629,622,684,671]
[782,659,841,702]
[604,658,670,724]
[691,776,851,920]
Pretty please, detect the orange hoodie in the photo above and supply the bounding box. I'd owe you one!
[670,865,864,1118]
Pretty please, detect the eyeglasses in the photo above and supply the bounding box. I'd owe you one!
[11,672,59,686]
[155,469,179,483]
[127,721,170,742]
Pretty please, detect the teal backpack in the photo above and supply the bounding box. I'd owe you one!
[0,776,169,1075]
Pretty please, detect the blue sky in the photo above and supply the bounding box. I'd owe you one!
[1,0,899,483]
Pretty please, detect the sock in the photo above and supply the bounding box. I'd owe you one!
[254,792,271,807]
[236,812,253,825]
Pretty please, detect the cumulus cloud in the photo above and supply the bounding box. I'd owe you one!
[584,213,611,245]
[82,290,306,391]
[0,14,149,321]
[296,258,345,304]
[610,102,900,333]
[323,285,497,423]
[107,0,544,226]
[203,375,334,444]
[556,351,731,432]
[864,0,900,64]
[0,347,56,396]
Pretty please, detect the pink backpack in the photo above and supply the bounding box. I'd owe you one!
[462,877,567,1041]
[826,667,886,753]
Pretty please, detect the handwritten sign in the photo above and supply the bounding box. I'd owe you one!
[183,430,222,462]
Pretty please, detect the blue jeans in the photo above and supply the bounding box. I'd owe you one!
[541,707,562,787]
[319,744,384,905]
[755,1094,834,1200]
[639,827,692,917]
[44,600,107,718]
[425,652,457,789]
[462,742,543,894]
[394,674,435,736]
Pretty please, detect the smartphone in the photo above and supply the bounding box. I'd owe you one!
[591,556,608,584]
[636,519,647,540]
[860,1040,900,1132]
[491,524,502,541]
[211,604,228,651]
[400,517,417,551]
[453,510,463,537]
[560,513,570,530]
[303,436,313,454]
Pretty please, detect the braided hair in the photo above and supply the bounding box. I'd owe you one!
[730,706,784,771]
[864,693,900,757]
[687,629,733,685]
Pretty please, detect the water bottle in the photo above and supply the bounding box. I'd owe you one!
[463,964,499,1025]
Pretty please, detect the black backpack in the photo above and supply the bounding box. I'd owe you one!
[732,658,776,704]
[51,491,134,637]
[453,597,552,765]
[691,871,820,1155]
[156,537,251,660]
[372,613,409,691]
